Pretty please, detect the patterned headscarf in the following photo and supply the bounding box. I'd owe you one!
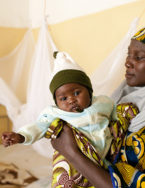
[132,27,145,44]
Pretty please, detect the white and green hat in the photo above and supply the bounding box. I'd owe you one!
[49,51,93,98]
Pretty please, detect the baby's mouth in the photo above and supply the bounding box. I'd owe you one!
[72,106,83,112]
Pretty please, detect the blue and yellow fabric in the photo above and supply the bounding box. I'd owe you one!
[109,126,145,188]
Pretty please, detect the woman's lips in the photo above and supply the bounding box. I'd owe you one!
[125,72,134,79]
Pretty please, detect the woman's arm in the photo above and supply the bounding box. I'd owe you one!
[51,125,113,188]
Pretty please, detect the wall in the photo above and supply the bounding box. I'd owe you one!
[49,0,145,74]
[0,0,136,27]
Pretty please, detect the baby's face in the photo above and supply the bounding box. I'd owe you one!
[55,83,91,112]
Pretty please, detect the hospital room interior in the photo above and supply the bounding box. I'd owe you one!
[0,0,145,187]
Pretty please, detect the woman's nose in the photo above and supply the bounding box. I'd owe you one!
[125,56,135,68]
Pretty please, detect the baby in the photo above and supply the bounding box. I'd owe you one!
[2,51,138,187]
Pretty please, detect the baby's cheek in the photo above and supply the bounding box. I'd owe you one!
[59,103,69,112]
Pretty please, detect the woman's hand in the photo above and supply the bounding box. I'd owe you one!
[51,125,112,187]
[51,125,79,159]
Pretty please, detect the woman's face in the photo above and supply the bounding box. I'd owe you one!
[125,39,145,87]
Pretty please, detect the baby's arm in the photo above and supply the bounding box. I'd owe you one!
[1,107,55,146]
[2,132,25,147]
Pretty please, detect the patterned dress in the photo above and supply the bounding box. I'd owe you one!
[109,127,145,188]
[45,103,139,188]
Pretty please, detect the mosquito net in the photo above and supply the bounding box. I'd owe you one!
[0,18,138,157]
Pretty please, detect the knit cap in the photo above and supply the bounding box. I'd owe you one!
[49,51,93,98]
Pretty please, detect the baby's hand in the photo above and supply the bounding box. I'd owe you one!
[1,132,25,147]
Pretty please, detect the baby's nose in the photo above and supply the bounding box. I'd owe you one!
[68,96,76,104]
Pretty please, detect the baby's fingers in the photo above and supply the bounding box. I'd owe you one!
[1,138,11,147]
[2,132,12,139]
[1,132,13,147]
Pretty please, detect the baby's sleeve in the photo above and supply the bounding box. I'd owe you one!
[95,95,118,121]
[17,123,44,145]
[17,107,55,144]
[111,104,118,121]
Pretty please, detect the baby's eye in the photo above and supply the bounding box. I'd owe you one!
[60,97,67,101]
[74,91,80,96]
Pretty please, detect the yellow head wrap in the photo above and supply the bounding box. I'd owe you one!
[132,27,145,44]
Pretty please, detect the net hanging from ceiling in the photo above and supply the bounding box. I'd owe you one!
[0,18,138,157]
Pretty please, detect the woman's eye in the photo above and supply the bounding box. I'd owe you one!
[74,91,80,96]
[136,56,144,61]
[60,97,67,101]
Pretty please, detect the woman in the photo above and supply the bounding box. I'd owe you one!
[51,27,145,188]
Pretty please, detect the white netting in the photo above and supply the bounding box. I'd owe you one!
[0,18,138,157]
